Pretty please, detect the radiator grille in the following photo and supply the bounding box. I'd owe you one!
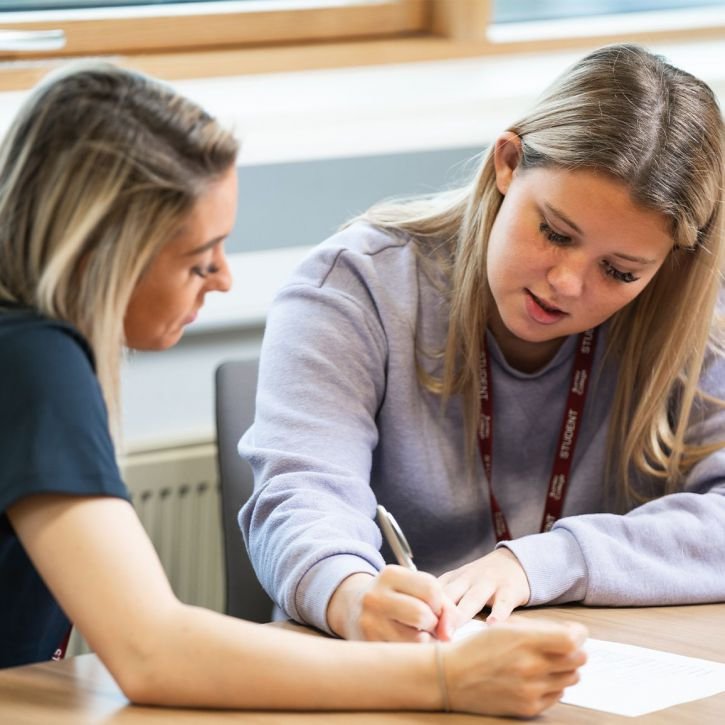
[68,441,224,655]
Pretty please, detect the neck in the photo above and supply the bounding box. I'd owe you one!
[487,308,567,373]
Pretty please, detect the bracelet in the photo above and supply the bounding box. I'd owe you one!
[434,641,450,713]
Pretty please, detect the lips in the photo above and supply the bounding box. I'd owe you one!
[524,289,568,325]
[527,290,565,314]
[183,309,200,326]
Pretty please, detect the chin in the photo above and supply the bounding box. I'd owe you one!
[499,309,542,337]
[128,331,184,351]
[157,332,184,350]
[510,319,572,347]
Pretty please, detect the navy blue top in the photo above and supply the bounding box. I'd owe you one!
[0,306,128,669]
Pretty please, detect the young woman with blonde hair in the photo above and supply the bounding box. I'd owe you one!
[0,61,587,719]
[241,43,725,642]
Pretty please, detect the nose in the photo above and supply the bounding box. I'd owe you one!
[210,248,233,293]
[546,256,585,299]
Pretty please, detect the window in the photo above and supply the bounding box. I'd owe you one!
[488,0,725,45]
[493,0,725,24]
[0,0,723,90]
[0,0,428,57]
[1,1,237,8]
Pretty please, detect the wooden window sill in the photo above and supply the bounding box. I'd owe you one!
[1,18,725,92]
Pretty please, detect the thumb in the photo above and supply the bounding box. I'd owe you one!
[434,595,457,641]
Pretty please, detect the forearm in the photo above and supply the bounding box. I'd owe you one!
[122,603,440,711]
[12,495,437,711]
[506,489,725,606]
[240,274,389,625]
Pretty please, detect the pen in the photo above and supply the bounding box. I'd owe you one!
[377,505,455,641]
[376,504,417,571]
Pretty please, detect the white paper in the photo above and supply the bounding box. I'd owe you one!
[452,619,488,640]
[561,638,725,717]
[452,621,725,717]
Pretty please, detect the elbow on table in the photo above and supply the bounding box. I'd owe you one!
[93,617,185,706]
[110,652,193,707]
[102,643,178,706]
[114,668,157,706]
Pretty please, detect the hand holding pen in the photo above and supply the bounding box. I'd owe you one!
[326,505,456,642]
[379,505,531,628]
[373,504,457,640]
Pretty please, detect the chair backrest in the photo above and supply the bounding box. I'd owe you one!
[215,358,274,622]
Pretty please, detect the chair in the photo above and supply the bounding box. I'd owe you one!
[215,358,274,623]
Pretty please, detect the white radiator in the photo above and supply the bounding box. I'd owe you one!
[68,440,224,656]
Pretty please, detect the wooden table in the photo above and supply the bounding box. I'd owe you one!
[1,604,724,724]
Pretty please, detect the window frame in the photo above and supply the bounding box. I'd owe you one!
[0,0,724,91]
[0,0,429,57]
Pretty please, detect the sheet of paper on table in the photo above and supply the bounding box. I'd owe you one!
[453,619,725,717]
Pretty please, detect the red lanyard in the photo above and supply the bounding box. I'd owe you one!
[52,626,72,662]
[478,328,598,543]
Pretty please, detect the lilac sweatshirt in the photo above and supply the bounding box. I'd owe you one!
[239,223,725,635]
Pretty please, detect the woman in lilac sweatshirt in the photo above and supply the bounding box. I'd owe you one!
[241,43,725,642]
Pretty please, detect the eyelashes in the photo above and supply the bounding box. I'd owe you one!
[539,221,569,245]
[600,262,638,284]
[538,221,640,284]
[191,264,220,279]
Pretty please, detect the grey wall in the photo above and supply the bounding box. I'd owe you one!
[231,145,483,253]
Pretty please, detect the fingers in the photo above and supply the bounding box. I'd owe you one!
[372,617,435,643]
[361,588,438,633]
[455,583,521,626]
[485,588,519,624]
[434,595,457,641]
[380,566,449,616]
[534,690,567,715]
[439,570,470,601]
[546,666,581,692]
[358,566,453,641]
[546,648,588,673]
[440,549,531,629]
[535,623,588,656]
[502,618,589,655]
[563,621,588,647]
[455,582,494,622]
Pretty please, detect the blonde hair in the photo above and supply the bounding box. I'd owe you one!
[357,44,724,508]
[0,61,238,425]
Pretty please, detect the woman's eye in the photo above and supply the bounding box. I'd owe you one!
[191,264,219,279]
[601,260,639,284]
[539,221,571,245]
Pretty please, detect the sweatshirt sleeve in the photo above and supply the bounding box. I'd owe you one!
[500,349,725,607]
[239,249,391,634]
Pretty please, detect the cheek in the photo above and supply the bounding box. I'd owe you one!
[488,216,537,279]
[124,284,184,347]
[618,284,649,311]
[123,310,151,349]
[589,281,642,321]
[123,291,149,341]
[142,278,191,318]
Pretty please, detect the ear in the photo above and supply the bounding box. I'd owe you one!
[493,132,522,195]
